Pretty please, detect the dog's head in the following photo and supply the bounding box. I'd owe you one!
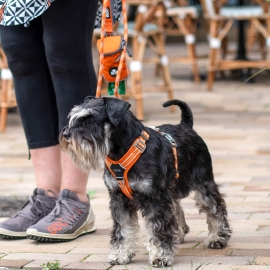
[59,96,131,172]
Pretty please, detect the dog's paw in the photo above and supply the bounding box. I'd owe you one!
[179,224,190,243]
[150,256,174,268]
[183,224,190,235]
[208,240,226,249]
[108,253,132,265]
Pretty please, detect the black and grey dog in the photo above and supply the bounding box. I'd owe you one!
[59,97,232,267]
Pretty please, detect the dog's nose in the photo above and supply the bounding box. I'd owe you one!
[63,129,70,140]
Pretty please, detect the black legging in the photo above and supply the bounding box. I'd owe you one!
[0,0,98,149]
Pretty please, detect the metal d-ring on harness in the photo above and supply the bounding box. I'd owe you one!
[149,126,179,179]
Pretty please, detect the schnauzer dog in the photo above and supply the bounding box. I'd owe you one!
[59,97,232,267]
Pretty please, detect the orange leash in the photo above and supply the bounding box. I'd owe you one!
[96,0,109,98]
[96,0,129,98]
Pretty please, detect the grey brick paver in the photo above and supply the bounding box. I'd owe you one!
[63,261,108,270]
[23,260,71,270]
[0,43,270,269]
[0,259,32,268]
[2,252,88,262]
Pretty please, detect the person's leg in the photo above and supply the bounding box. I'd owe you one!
[0,19,60,238]
[31,146,61,194]
[42,0,98,203]
[0,18,62,195]
[26,0,99,241]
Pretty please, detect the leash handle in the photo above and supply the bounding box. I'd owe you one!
[96,0,108,98]
[96,0,128,98]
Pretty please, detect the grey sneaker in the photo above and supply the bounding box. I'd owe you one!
[0,188,57,239]
[26,189,96,242]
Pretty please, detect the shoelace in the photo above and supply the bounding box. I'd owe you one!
[46,198,84,225]
[16,196,51,221]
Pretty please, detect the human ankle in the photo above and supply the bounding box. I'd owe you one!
[36,186,60,197]
[76,193,89,203]
[60,188,89,202]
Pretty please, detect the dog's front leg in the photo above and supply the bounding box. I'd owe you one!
[108,195,139,265]
[144,201,178,268]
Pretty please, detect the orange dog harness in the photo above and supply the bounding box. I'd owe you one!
[105,131,150,200]
[105,129,179,200]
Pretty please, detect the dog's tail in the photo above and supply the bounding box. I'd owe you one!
[163,100,193,128]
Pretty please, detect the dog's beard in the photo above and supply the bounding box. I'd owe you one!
[60,124,111,172]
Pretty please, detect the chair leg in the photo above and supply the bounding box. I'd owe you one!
[129,36,146,120]
[185,16,200,83]
[207,71,215,91]
[153,32,175,111]
[175,16,200,83]
[207,20,219,91]
[187,42,201,82]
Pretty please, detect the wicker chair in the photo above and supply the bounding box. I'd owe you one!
[163,0,201,82]
[200,0,270,90]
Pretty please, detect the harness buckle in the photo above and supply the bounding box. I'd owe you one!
[134,139,146,153]
[141,130,150,140]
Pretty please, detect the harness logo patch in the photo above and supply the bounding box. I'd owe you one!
[47,218,68,234]
[109,67,118,77]
[106,7,110,18]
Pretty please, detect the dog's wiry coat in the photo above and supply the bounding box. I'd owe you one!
[59,97,232,267]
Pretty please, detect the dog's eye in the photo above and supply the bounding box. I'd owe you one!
[84,115,94,121]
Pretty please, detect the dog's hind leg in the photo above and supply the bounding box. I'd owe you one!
[144,201,178,268]
[194,182,232,249]
[108,197,139,265]
[175,200,189,243]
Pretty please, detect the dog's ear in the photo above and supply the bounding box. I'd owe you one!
[103,97,131,126]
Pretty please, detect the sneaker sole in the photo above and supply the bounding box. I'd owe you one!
[26,213,96,242]
[0,228,26,239]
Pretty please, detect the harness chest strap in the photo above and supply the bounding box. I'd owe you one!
[105,131,150,200]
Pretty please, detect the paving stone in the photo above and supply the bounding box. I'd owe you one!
[23,260,70,270]
[232,249,270,257]
[174,255,256,265]
[70,247,111,255]
[254,257,270,265]
[63,261,108,270]
[175,247,233,256]
[229,243,270,250]
[229,236,270,243]
[0,259,32,268]
[2,253,87,262]
[202,265,270,270]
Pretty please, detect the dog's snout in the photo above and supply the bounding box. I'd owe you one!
[63,129,70,140]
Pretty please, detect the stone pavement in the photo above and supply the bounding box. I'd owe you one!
[0,43,270,269]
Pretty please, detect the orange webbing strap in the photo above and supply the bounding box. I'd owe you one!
[105,0,113,35]
[96,0,128,98]
[171,143,179,179]
[114,0,128,95]
[105,131,150,199]
[96,0,108,98]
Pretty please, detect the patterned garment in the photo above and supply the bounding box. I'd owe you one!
[0,0,122,27]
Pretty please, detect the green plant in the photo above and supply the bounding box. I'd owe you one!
[41,261,61,270]
[88,190,97,199]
